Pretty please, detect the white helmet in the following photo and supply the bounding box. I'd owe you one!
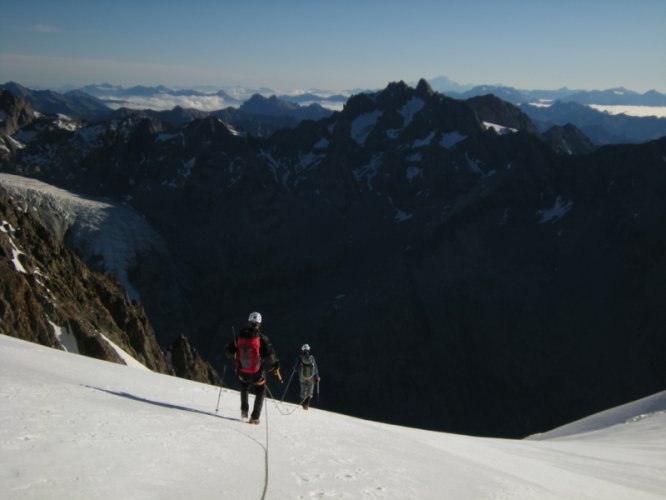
[248,311,262,325]
[301,343,310,352]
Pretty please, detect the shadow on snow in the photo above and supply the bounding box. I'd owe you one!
[85,385,242,423]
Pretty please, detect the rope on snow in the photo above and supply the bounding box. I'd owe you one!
[266,384,309,416]
[258,380,307,499]
[261,395,269,500]
[248,379,315,500]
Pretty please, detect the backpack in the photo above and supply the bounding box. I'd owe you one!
[299,354,315,380]
[236,334,262,374]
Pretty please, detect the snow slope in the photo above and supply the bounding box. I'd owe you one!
[1,334,664,500]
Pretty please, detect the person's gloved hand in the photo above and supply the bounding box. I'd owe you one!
[314,376,320,383]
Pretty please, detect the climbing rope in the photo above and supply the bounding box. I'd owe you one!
[280,370,296,401]
[266,384,310,415]
[243,380,314,500]
[258,382,306,499]
[260,392,269,500]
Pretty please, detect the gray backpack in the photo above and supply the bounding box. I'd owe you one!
[299,354,315,380]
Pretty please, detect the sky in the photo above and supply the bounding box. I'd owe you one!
[0,0,665,93]
[2,333,666,499]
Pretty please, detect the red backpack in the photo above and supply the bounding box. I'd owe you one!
[236,334,262,374]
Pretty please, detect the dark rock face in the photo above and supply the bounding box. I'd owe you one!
[0,188,219,384]
[542,123,596,155]
[169,335,220,386]
[0,91,38,136]
[0,188,171,371]
[466,94,539,134]
[2,80,665,437]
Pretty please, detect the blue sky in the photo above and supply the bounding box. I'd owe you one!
[1,0,664,92]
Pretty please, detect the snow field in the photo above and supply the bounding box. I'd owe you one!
[1,334,665,500]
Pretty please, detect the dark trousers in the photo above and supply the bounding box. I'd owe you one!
[239,372,266,420]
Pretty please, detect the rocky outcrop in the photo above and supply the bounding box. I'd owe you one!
[0,90,38,136]
[169,335,221,386]
[0,184,222,385]
[0,187,173,371]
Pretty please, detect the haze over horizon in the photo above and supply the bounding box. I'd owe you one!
[1,0,665,94]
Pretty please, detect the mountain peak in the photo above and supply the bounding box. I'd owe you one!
[384,80,410,93]
[416,78,434,97]
[239,93,299,116]
[466,93,538,133]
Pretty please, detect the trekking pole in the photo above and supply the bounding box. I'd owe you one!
[215,364,228,414]
[317,380,320,402]
[215,385,223,414]
[280,370,296,402]
[229,325,236,388]
[216,324,236,415]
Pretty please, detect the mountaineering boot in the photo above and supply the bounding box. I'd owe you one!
[249,409,261,424]
[302,396,310,410]
[241,409,248,419]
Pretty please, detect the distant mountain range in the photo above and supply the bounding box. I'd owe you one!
[2,79,665,438]
[3,79,666,145]
[426,78,666,106]
[0,81,111,121]
[518,100,666,145]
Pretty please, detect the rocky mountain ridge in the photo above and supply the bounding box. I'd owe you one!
[1,79,665,437]
[0,82,111,121]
